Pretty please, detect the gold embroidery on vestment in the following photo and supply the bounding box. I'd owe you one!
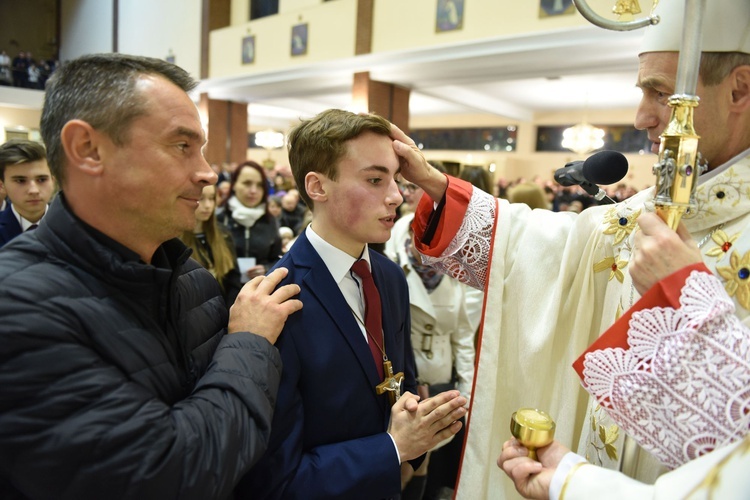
[594,256,628,283]
[717,250,750,310]
[603,208,641,246]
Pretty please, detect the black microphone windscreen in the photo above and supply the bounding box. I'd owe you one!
[582,150,628,185]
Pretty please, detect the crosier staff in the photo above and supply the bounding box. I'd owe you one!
[571,0,708,478]
[573,0,707,230]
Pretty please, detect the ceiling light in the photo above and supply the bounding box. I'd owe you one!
[561,122,605,155]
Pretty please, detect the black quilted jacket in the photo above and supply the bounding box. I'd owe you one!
[0,196,281,500]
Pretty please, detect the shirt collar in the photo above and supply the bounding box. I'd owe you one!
[11,203,47,231]
[305,224,371,284]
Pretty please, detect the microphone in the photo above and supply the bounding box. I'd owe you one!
[554,150,628,204]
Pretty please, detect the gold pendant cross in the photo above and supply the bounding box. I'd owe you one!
[376,360,404,406]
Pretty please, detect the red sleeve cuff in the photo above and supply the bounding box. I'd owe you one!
[573,262,712,380]
[411,176,473,257]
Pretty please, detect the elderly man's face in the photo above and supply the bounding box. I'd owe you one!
[634,51,735,169]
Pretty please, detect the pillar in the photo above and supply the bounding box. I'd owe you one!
[201,94,248,167]
[352,72,411,134]
[353,0,410,132]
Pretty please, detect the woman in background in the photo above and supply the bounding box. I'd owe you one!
[507,181,552,210]
[219,160,282,280]
[181,184,242,306]
[385,215,475,500]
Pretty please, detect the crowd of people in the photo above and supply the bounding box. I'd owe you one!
[0,49,58,89]
[495,174,640,212]
[0,0,749,497]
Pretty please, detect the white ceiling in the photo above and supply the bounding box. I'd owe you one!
[196,24,647,130]
[0,24,648,133]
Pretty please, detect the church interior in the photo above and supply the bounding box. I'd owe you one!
[0,0,659,189]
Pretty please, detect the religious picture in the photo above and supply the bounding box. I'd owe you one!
[242,35,255,65]
[539,0,576,18]
[291,23,308,57]
[436,0,464,33]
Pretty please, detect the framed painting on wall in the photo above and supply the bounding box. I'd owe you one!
[436,0,464,32]
[539,0,576,18]
[291,23,308,56]
[242,35,255,64]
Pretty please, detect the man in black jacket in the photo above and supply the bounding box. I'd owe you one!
[0,53,302,499]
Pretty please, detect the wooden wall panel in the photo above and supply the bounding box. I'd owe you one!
[206,98,228,166]
[230,101,248,165]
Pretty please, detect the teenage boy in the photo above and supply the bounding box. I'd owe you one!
[0,139,54,246]
[238,109,467,499]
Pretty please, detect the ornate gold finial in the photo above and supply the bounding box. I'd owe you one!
[613,0,642,19]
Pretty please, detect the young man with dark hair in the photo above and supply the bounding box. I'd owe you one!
[0,139,54,246]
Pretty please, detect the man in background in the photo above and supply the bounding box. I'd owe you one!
[0,139,54,246]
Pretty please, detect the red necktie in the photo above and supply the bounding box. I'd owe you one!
[351,259,384,379]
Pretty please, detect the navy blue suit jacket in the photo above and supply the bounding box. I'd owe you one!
[237,231,418,500]
[0,204,22,247]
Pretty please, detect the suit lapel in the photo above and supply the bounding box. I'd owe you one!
[291,235,385,397]
[0,207,22,246]
[370,251,404,424]
[369,252,397,366]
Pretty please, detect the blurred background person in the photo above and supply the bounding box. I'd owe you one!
[399,181,422,218]
[0,50,12,86]
[267,194,283,222]
[278,225,294,254]
[283,208,313,253]
[507,181,551,210]
[0,139,54,247]
[458,165,493,196]
[219,160,282,281]
[181,184,242,307]
[278,189,307,235]
[215,179,232,216]
[385,212,475,500]
[399,160,447,219]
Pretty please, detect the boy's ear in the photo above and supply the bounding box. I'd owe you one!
[305,172,328,203]
[59,119,104,176]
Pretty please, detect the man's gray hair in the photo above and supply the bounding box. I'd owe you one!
[40,53,197,187]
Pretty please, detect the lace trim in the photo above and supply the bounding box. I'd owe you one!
[421,188,495,290]
[582,270,750,469]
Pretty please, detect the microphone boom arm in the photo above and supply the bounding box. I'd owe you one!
[579,181,617,205]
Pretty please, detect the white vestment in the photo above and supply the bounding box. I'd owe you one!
[411,149,750,499]
[560,433,750,499]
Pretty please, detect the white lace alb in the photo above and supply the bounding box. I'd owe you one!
[582,270,750,469]
[421,188,495,290]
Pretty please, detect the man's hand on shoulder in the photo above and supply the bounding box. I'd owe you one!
[228,267,302,344]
